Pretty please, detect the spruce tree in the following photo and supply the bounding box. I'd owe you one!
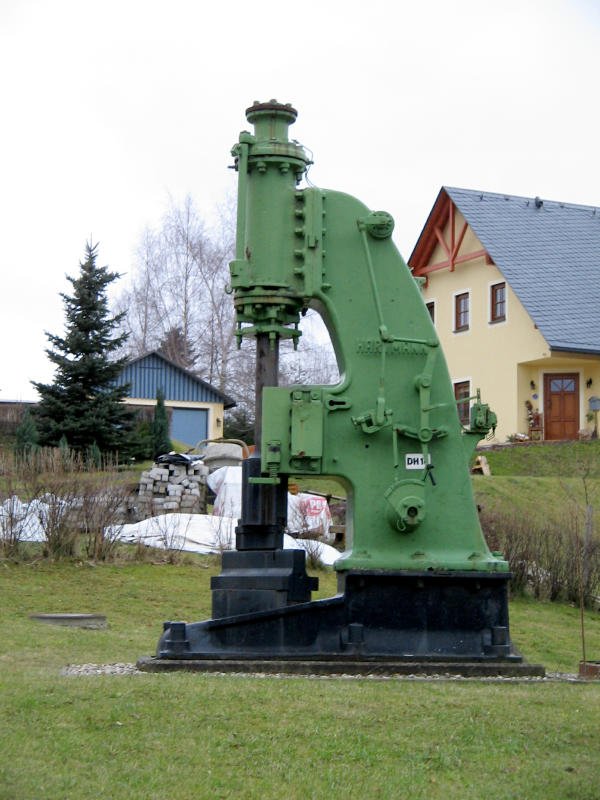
[14,410,39,459]
[32,243,133,453]
[152,388,173,458]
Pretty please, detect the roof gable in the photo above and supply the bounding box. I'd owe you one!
[410,187,600,355]
[116,351,236,408]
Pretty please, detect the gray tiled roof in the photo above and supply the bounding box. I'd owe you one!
[444,186,600,355]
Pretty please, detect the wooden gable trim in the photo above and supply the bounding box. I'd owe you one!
[409,188,450,270]
[409,189,491,286]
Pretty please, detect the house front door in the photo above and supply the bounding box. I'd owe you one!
[544,373,579,440]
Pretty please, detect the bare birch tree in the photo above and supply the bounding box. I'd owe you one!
[116,195,339,434]
[279,310,340,387]
[116,196,235,382]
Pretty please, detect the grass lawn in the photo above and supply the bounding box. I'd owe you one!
[1,561,600,800]
[295,441,600,531]
[483,440,600,478]
[473,474,600,525]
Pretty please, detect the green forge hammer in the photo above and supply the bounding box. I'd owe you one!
[144,101,540,673]
[230,100,502,574]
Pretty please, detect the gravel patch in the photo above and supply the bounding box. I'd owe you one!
[60,663,586,682]
[61,663,142,676]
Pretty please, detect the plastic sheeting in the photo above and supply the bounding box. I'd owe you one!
[0,495,68,542]
[113,513,340,566]
[208,466,332,541]
[0,496,340,567]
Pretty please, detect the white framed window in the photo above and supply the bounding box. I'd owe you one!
[453,379,471,426]
[453,290,470,333]
[425,299,436,325]
[489,281,507,324]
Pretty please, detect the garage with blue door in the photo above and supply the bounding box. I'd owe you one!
[115,351,236,447]
[171,407,208,447]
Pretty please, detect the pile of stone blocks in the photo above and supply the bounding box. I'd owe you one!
[137,460,209,515]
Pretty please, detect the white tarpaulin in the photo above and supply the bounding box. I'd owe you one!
[207,466,332,541]
[207,466,242,517]
[1,496,340,566]
[113,513,340,566]
[0,495,68,542]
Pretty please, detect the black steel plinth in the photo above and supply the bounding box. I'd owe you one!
[137,656,544,678]
[143,570,542,675]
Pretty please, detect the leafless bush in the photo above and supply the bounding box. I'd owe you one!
[480,507,600,607]
[0,446,132,560]
[286,501,325,569]
[127,513,190,564]
[0,496,31,558]
[564,520,600,606]
[212,509,235,554]
[28,490,80,559]
[131,537,155,563]
[479,508,530,594]
[19,452,92,558]
[155,513,188,564]
[1,452,26,557]
[77,479,132,561]
[301,537,325,570]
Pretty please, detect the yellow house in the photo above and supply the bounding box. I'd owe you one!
[409,187,600,443]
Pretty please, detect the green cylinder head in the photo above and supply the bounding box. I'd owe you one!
[246,100,298,141]
[230,101,313,344]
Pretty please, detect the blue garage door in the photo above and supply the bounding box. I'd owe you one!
[171,408,208,447]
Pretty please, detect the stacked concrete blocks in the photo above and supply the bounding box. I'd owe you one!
[138,460,209,515]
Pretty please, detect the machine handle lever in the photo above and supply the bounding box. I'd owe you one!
[425,464,437,486]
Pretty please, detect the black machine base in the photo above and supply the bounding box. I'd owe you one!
[146,569,541,673]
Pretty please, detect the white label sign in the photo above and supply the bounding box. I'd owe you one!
[405,453,430,470]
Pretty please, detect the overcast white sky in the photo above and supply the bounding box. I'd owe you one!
[1,0,599,401]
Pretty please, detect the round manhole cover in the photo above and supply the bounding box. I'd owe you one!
[30,613,107,629]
